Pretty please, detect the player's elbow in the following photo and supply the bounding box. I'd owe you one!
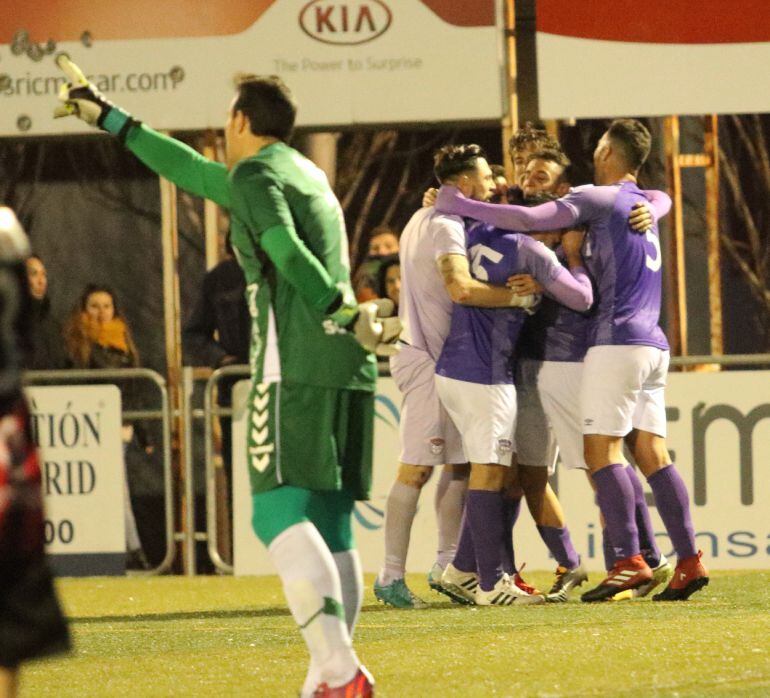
[446,279,472,305]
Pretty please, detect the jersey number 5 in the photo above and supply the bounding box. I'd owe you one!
[644,230,662,272]
[469,244,503,281]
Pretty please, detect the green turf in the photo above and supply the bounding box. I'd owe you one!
[21,571,770,697]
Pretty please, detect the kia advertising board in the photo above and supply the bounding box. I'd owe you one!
[0,1,503,136]
[233,371,770,575]
[536,0,770,118]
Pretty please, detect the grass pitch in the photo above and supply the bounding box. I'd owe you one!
[22,571,770,697]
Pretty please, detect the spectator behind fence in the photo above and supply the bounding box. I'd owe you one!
[24,255,67,370]
[183,237,250,371]
[62,284,150,569]
[354,225,400,302]
[376,254,401,312]
[183,240,250,514]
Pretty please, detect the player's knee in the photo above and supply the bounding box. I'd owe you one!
[444,462,470,479]
[518,465,548,494]
[397,464,432,488]
[469,463,506,491]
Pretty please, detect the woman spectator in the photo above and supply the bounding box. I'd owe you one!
[63,285,150,569]
[25,255,67,370]
[376,254,401,311]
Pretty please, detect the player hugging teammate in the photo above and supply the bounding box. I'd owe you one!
[378,122,708,610]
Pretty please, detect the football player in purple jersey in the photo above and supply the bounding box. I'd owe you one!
[436,200,594,605]
[435,119,708,602]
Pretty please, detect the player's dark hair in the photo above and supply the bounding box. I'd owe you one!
[606,119,651,173]
[490,164,507,179]
[232,74,297,142]
[509,122,560,155]
[376,253,400,299]
[433,144,486,183]
[527,148,571,170]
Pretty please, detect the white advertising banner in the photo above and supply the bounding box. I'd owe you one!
[0,1,503,136]
[536,1,770,119]
[26,385,126,575]
[234,370,770,575]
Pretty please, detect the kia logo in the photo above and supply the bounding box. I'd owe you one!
[300,0,392,46]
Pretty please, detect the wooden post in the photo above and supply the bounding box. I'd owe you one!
[201,130,222,270]
[703,114,723,355]
[160,174,185,571]
[501,0,519,182]
[663,115,688,356]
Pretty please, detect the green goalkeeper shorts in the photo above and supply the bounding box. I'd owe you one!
[245,379,374,500]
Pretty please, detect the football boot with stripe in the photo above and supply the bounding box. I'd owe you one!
[581,554,652,603]
[653,550,709,601]
[439,563,480,605]
[546,561,589,602]
[475,573,545,606]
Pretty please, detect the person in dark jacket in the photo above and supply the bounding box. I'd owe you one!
[183,240,250,518]
[63,284,150,569]
[24,255,67,370]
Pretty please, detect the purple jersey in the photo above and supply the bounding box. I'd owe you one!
[436,225,584,385]
[561,183,668,350]
[436,181,669,351]
[518,250,592,363]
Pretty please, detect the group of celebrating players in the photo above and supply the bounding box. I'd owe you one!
[37,53,709,697]
[374,120,709,609]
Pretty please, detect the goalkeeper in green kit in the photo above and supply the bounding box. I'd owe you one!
[55,55,398,697]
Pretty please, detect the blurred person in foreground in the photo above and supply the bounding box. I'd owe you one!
[63,284,151,569]
[55,54,400,696]
[25,255,68,370]
[0,207,70,698]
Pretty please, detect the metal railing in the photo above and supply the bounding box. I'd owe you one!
[669,353,770,368]
[24,368,176,575]
[200,364,250,574]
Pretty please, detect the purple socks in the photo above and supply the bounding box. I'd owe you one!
[465,490,505,591]
[624,465,662,567]
[537,525,580,569]
[452,510,476,574]
[648,464,697,560]
[500,496,522,575]
[592,463,640,561]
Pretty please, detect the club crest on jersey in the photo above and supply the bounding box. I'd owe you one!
[428,437,445,455]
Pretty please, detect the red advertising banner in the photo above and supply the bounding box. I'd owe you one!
[536,1,770,118]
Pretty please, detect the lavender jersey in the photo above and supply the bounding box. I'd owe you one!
[436,181,670,351]
[518,249,592,363]
[436,225,566,385]
[560,182,668,350]
[397,206,467,362]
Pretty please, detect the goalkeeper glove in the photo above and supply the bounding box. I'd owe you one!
[326,286,402,357]
[53,53,138,141]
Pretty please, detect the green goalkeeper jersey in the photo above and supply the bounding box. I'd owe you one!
[124,125,375,391]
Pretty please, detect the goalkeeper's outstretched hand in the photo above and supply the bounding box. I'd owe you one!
[327,289,402,356]
[53,53,137,140]
[351,298,402,357]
